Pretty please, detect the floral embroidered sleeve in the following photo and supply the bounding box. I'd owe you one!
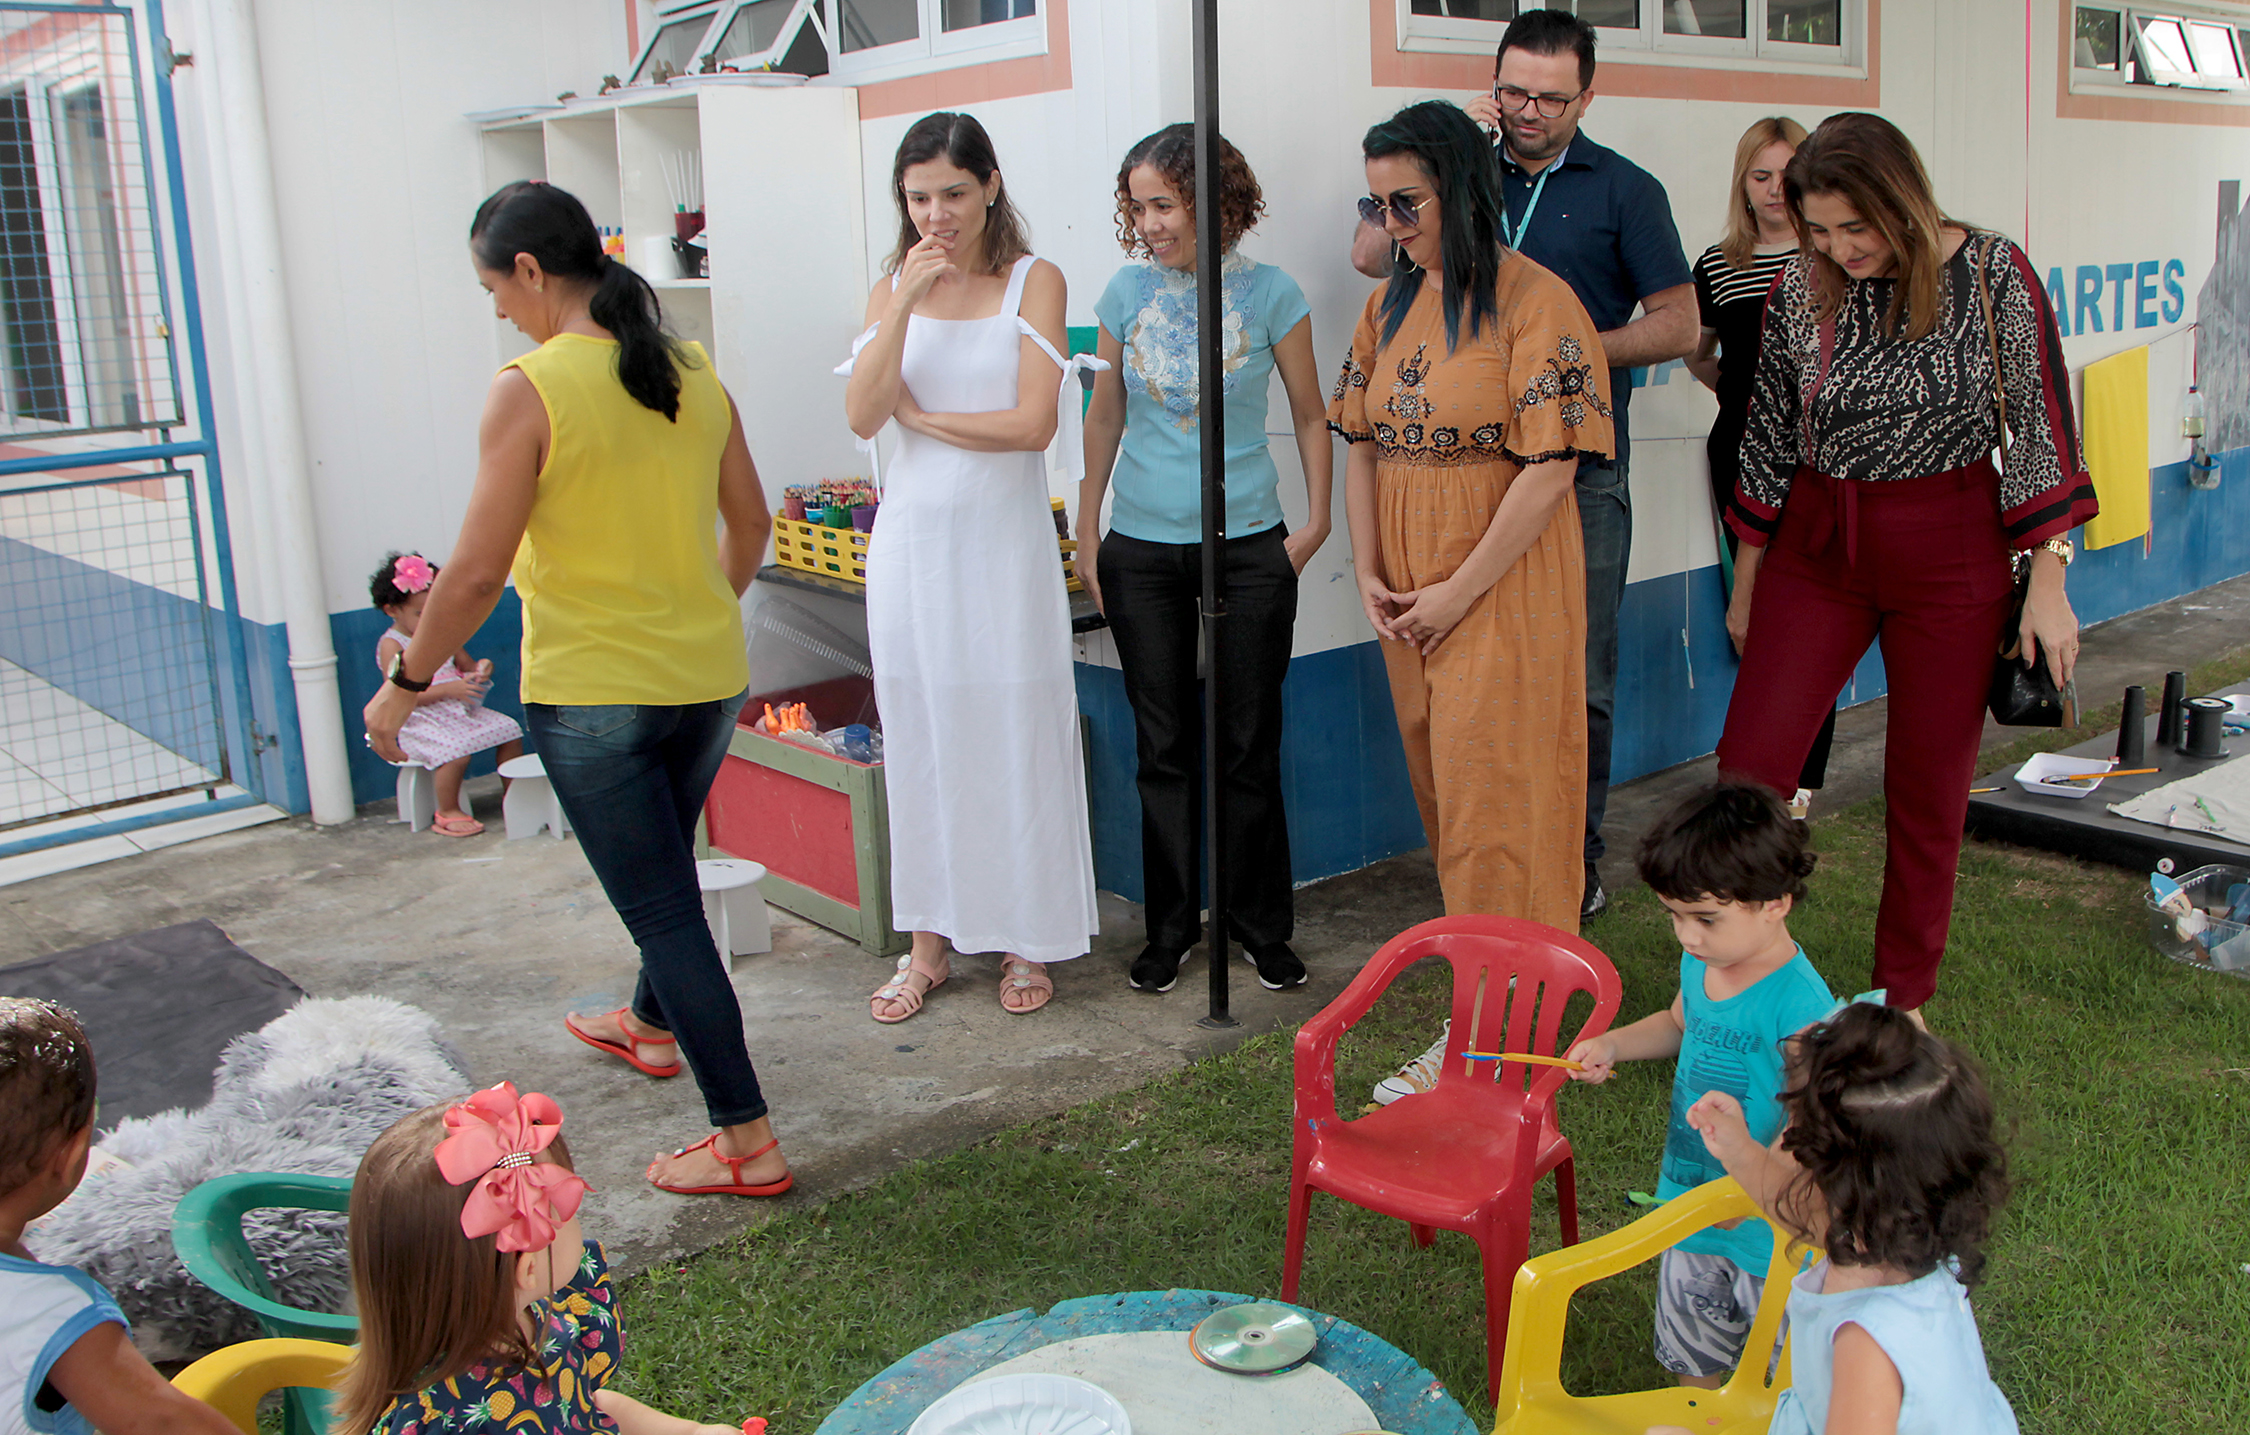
[1502,277,1614,468]
[1727,258,1809,548]
[1988,237,2098,546]
[1325,292,1381,444]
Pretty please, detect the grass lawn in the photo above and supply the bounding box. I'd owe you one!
[616,666,2250,1433]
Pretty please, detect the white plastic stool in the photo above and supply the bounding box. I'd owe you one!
[697,858,772,968]
[391,763,437,832]
[500,753,570,840]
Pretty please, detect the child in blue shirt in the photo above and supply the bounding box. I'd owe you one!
[1566,782,1835,1389]
[0,998,239,1435]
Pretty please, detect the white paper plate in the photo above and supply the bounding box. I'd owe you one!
[2014,751,2115,799]
[907,1373,1132,1435]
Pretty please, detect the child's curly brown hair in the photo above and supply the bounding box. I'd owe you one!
[1112,123,1265,259]
[1775,1003,2011,1288]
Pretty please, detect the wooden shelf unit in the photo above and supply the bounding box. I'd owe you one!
[476,86,870,487]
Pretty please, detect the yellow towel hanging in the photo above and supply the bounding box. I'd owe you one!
[2082,347,2150,551]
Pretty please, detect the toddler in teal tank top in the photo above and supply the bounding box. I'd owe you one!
[1565,783,1834,1387]
[1673,1003,2019,1435]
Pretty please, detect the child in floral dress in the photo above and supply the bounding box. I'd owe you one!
[334,1084,753,1435]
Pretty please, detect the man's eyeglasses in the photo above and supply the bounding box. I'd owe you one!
[1494,84,1583,119]
[1358,192,1436,229]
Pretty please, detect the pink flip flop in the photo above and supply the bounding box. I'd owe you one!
[647,1134,793,1198]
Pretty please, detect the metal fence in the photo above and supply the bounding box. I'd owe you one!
[0,2,241,838]
[0,464,228,831]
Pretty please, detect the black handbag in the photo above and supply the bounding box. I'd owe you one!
[1975,238,2076,727]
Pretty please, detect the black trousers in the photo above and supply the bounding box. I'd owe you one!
[1098,525,1299,950]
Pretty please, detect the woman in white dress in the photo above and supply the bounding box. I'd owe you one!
[842,111,1097,1019]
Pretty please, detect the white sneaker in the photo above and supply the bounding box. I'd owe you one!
[1372,1019,1452,1106]
[1790,788,1813,821]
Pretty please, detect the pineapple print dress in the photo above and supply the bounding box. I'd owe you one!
[375,1240,622,1433]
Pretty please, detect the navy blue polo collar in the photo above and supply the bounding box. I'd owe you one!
[1499,130,1614,176]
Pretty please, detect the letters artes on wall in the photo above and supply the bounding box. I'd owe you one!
[2044,258,2188,338]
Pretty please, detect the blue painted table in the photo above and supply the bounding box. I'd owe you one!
[812,1288,1478,1435]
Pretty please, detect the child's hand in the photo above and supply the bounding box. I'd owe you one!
[1565,1035,1618,1083]
[1685,1090,1756,1164]
[591,1388,750,1435]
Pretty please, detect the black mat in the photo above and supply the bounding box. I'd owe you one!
[0,920,302,1131]
[1966,690,2250,873]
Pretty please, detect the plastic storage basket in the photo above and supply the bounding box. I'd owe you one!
[772,517,869,582]
[772,502,1080,592]
[2145,863,2250,978]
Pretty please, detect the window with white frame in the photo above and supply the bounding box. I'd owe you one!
[829,0,1042,77]
[1400,0,1859,68]
[2074,5,2250,94]
[626,0,1042,87]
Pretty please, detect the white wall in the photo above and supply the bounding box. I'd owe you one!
[169,0,626,623]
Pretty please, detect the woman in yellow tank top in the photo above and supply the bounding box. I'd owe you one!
[364,182,787,1200]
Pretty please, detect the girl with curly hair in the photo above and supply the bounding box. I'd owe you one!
[1329,100,1613,935]
[1677,1002,2018,1435]
[1078,124,1331,996]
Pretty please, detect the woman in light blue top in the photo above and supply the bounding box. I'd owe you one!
[1078,125,1332,997]
[1677,1002,2019,1435]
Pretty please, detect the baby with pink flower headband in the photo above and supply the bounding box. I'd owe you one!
[366,549,524,838]
[336,1084,764,1435]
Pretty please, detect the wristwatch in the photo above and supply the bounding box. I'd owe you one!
[2036,536,2074,567]
[387,653,433,693]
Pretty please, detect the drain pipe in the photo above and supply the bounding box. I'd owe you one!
[184,0,353,823]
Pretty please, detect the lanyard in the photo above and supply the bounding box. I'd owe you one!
[1502,163,1550,251]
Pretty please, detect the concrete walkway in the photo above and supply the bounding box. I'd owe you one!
[3,573,2245,1272]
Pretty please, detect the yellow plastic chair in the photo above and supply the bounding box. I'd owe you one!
[1492,1177,1812,1435]
[172,1338,353,1435]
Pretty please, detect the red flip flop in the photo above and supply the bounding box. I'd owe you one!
[647,1134,793,1197]
[564,1009,682,1077]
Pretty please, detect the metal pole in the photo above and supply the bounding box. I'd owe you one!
[1193,0,1234,1029]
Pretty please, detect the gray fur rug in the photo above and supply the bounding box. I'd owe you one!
[28,995,468,1361]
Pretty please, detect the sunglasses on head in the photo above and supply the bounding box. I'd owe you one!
[1357,192,1435,229]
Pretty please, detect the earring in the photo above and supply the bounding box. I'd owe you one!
[1392,239,1420,275]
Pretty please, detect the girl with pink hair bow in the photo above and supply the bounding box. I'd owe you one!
[368,550,525,837]
[334,1084,763,1435]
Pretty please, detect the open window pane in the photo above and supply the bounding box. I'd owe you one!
[835,0,918,52]
[714,0,798,59]
[1407,1,1638,27]
[632,12,717,82]
[2074,6,2121,68]
[1665,0,1745,38]
[942,0,1033,30]
[1768,0,1841,45]
[2136,15,2194,73]
[2186,21,2243,80]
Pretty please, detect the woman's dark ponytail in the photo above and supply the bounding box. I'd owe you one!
[469,181,693,421]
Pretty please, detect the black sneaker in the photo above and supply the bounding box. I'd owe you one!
[1242,941,1308,990]
[1580,863,1608,923]
[1128,944,1183,993]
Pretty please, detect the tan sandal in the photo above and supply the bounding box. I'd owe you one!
[871,952,948,1024]
[999,957,1052,1014]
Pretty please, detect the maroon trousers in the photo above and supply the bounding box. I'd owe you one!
[1715,462,2014,1009]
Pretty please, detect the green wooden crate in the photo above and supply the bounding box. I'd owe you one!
[701,725,908,958]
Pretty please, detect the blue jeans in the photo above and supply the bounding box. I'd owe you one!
[1577,454,1631,865]
[524,690,764,1128]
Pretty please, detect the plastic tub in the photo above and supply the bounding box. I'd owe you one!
[2013,751,2115,798]
[2146,864,2250,977]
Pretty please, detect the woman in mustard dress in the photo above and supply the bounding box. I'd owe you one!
[1331,101,1614,928]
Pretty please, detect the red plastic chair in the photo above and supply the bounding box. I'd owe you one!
[1282,915,1621,1406]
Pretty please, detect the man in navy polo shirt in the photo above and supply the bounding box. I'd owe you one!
[1354,8,1693,931]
